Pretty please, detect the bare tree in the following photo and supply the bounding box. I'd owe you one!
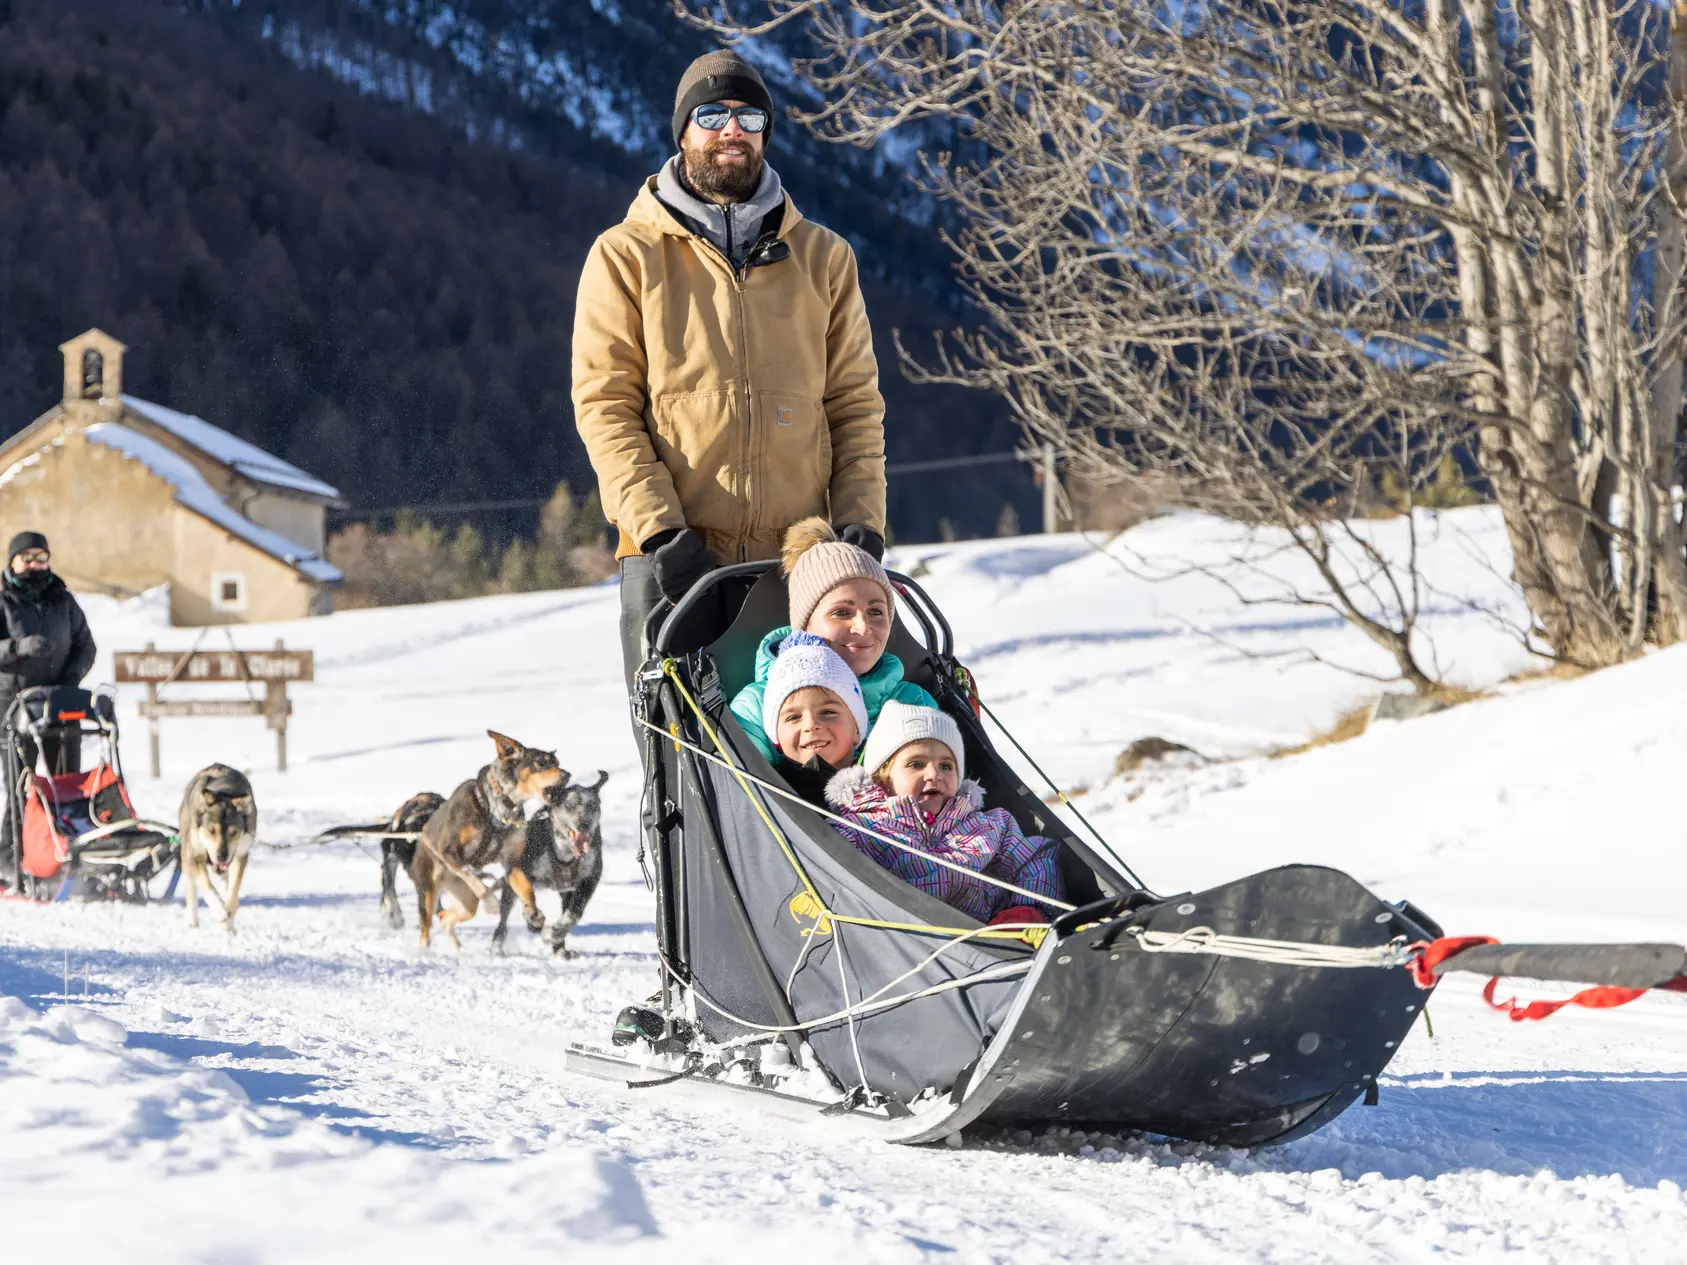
[687,0,1687,671]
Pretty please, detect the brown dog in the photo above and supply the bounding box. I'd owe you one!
[411,731,566,950]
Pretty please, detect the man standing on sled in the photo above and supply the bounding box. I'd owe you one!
[571,49,888,690]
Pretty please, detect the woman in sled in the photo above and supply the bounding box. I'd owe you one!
[729,519,938,760]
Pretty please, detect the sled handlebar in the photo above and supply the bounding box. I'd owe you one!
[647,561,775,655]
[887,571,954,657]
[4,686,116,737]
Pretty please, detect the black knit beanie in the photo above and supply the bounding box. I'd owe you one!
[673,50,775,149]
[7,531,47,564]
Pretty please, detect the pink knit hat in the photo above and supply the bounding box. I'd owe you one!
[781,518,896,632]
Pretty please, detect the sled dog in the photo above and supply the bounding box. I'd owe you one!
[178,764,258,930]
[378,791,445,929]
[309,791,446,928]
[492,771,608,958]
[412,731,565,950]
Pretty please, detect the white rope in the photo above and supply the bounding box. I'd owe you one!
[635,714,1075,913]
[1127,925,1414,969]
[72,817,174,846]
[834,924,872,1094]
[784,897,823,1004]
[658,935,1035,1036]
[309,829,423,843]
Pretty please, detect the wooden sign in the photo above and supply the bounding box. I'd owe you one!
[115,648,313,684]
[121,640,307,776]
[138,699,269,718]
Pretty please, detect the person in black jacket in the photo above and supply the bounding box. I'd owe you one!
[0,532,96,774]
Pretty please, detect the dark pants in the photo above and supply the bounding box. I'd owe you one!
[618,555,666,698]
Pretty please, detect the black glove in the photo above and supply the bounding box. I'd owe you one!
[15,635,49,659]
[645,528,715,602]
[838,524,885,561]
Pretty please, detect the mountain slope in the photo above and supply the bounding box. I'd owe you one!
[0,0,1027,539]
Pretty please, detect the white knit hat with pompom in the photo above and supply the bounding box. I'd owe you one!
[761,632,869,750]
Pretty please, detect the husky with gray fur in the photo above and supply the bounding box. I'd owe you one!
[178,764,258,930]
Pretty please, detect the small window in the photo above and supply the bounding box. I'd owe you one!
[81,349,104,398]
[210,571,248,612]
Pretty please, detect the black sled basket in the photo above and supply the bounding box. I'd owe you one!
[2,686,178,903]
[630,564,1439,1146]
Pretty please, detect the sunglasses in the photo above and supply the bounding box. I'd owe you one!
[15,551,49,565]
[690,103,769,134]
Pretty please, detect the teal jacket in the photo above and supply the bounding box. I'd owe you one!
[729,625,941,761]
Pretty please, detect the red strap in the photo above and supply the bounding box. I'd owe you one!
[988,906,1049,927]
[955,666,983,720]
[1409,935,1498,989]
[1410,936,1687,1017]
[1482,974,1687,1022]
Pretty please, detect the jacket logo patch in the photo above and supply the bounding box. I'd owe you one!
[776,406,794,427]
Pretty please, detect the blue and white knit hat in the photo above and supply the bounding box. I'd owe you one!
[762,631,869,748]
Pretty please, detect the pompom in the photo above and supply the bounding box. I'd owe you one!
[778,630,833,653]
[781,516,838,576]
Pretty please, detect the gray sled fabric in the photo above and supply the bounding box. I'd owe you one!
[682,716,1028,1101]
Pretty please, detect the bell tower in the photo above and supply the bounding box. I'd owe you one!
[58,328,126,413]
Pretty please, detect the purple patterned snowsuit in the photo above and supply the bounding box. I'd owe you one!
[824,767,1065,922]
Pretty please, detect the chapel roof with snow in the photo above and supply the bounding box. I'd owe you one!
[0,328,344,589]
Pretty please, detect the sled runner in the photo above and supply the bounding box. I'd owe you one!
[568,564,1452,1146]
[1,686,178,902]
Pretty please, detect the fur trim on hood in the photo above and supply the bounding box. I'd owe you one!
[824,765,874,808]
[824,766,985,812]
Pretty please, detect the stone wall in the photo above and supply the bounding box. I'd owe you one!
[240,490,326,554]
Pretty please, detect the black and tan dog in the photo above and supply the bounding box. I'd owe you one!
[310,791,445,928]
[379,791,446,928]
[492,771,608,958]
[411,731,566,950]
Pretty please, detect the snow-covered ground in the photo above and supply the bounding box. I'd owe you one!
[3,507,1685,1262]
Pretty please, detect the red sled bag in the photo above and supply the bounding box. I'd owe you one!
[20,765,132,880]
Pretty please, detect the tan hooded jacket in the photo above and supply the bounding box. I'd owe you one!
[572,178,887,562]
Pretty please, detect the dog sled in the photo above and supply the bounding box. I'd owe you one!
[568,563,1687,1148]
[1,685,178,902]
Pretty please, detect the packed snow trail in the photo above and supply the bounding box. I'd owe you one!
[3,512,1686,1262]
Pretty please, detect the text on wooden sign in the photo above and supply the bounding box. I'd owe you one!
[114,650,314,684]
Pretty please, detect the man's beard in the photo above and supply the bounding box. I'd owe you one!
[682,137,764,202]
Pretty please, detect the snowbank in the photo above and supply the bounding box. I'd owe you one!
[0,994,656,1261]
[890,509,1534,783]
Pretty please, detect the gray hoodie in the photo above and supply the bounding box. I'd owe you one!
[656,154,785,272]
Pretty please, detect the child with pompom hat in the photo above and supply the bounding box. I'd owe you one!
[760,631,869,806]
